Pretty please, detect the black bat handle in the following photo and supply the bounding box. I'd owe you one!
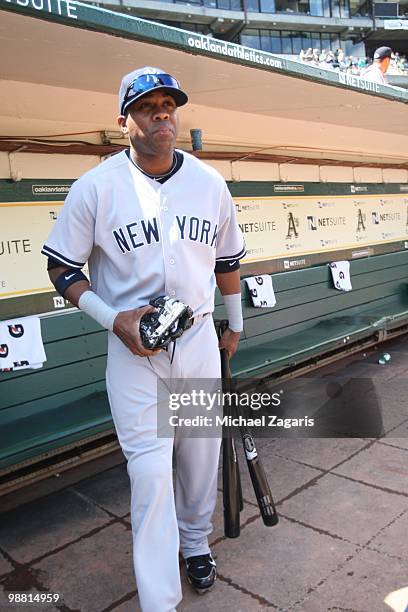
[222,437,241,538]
[218,324,243,539]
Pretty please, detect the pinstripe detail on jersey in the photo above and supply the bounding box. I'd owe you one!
[215,245,246,262]
[41,245,85,269]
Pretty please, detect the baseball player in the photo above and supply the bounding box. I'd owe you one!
[361,46,392,85]
[42,67,245,612]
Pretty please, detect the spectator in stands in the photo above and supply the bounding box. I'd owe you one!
[320,50,335,70]
[361,46,392,85]
[358,56,367,71]
[390,53,407,75]
[302,48,314,63]
[297,46,407,79]
[345,56,353,71]
[336,48,344,64]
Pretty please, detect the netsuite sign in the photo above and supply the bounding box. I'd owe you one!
[338,71,381,94]
[4,0,78,19]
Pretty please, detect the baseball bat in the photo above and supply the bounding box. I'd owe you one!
[222,432,241,538]
[218,321,278,527]
[219,347,243,509]
[238,426,279,527]
[218,326,242,538]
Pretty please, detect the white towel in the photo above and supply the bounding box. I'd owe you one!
[0,332,13,370]
[245,275,276,307]
[0,316,46,372]
[329,261,352,292]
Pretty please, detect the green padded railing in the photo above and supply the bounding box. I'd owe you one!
[0,313,111,470]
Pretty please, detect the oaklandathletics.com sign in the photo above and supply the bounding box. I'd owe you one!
[187,35,283,70]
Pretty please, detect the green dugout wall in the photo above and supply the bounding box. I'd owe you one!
[1,0,408,485]
[2,177,408,481]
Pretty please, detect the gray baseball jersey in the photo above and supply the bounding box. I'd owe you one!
[360,64,388,85]
[42,149,245,314]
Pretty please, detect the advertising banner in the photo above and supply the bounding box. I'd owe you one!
[1,180,407,317]
[236,193,408,266]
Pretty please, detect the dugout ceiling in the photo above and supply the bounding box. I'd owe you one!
[0,0,407,165]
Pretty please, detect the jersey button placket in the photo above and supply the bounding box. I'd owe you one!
[160,194,176,299]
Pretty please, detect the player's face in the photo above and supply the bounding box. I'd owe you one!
[120,91,179,157]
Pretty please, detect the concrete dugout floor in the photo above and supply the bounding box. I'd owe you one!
[1,336,408,612]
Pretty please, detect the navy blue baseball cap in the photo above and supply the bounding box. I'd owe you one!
[373,46,392,60]
[118,66,188,115]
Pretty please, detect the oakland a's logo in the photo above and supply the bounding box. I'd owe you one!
[8,324,24,338]
[356,209,366,232]
[286,212,299,239]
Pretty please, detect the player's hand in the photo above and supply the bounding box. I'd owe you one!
[113,305,162,357]
[219,328,241,358]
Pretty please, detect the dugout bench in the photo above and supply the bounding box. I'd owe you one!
[1,250,408,481]
[218,250,408,378]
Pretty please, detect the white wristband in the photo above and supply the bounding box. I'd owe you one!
[223,293,243,332]
[78,291,118,331]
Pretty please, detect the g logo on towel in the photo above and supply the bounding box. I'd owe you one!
[8,324,24,338]
[0,344,9,358]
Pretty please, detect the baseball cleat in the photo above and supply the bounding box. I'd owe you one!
[185,553,217,594]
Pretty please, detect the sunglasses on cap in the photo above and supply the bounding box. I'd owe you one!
[121,73,183,115]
